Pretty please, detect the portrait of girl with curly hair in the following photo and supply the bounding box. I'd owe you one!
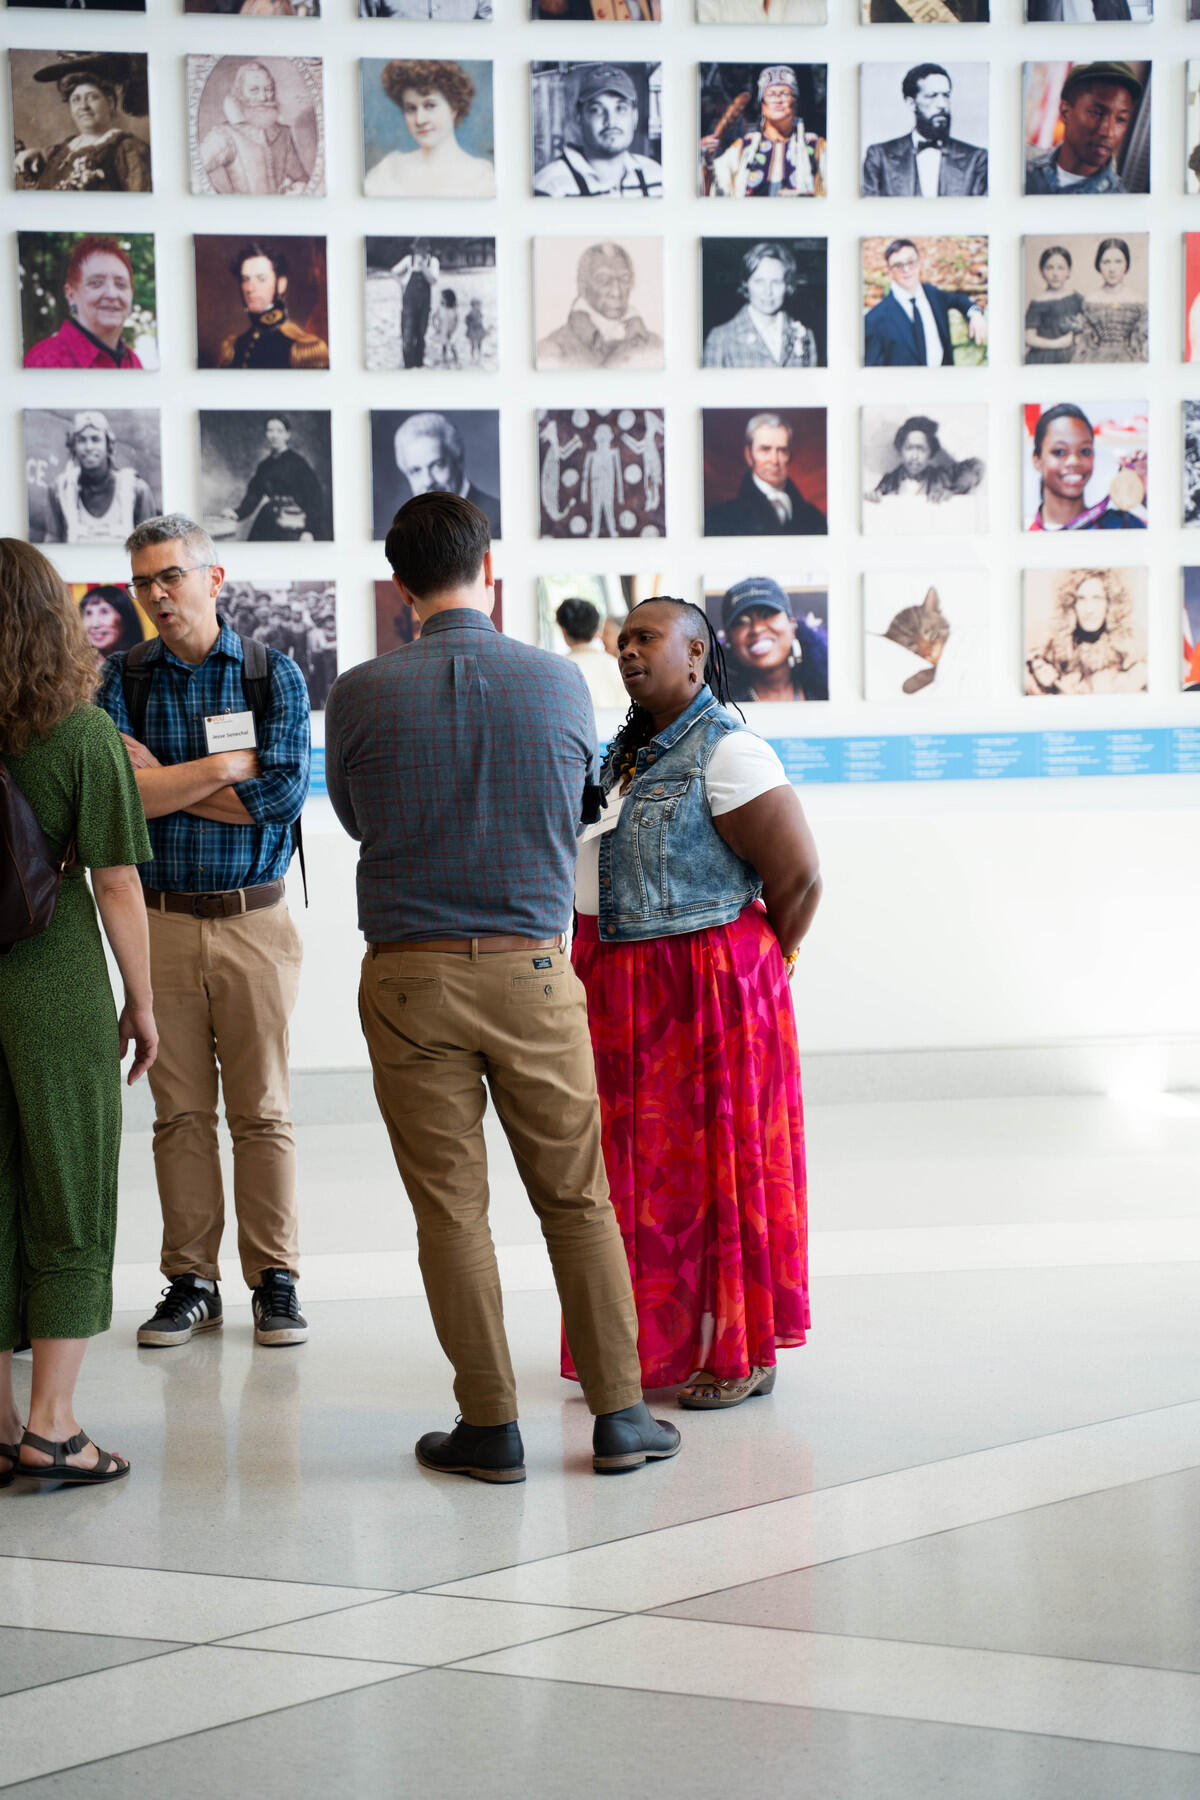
[361,58,494,197]
[1024,566,1148,697]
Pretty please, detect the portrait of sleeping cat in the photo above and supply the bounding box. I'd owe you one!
[879,585,950,694]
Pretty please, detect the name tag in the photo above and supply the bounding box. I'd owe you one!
[204,710,257,754]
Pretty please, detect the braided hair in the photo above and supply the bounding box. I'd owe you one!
[601,597,742,792]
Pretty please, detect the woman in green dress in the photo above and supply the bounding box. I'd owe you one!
[0,539,157,1488]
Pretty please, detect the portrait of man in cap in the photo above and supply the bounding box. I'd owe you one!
[1024,61,1146,195]
[700,63,826,199]
[188,54,324,197]
[532,62,663,198]
[11,51,151,191]
[861,63,987,197]
[534,238,663,370]
[194,237,330,371]
[25,407,159,545]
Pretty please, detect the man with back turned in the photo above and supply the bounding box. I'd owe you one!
[323,493,680,1482]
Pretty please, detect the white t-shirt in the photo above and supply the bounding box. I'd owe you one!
[575,731,789,917]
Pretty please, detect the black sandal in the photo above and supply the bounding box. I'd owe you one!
[0,1442,19,1489]
[18,1429,130,1486]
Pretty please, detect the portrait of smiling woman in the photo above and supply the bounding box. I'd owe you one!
[21,233,156,370]
[362,59,495,198]
[707,576,829,704]
[11,52,151,193]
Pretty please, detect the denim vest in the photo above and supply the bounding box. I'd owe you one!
[595,687,763,943]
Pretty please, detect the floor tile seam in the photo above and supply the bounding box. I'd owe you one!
[0,1647,180,1704]
[425,1397,1200,1593]
[200,1593,422,1645]
[0,1551,402,1600]
[207,1612,621,1667]
[411,1585,633,1617]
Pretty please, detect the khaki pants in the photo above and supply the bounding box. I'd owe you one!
[146,900,302,1289]
[359,943,642,1427]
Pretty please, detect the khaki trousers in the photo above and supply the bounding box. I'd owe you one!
[359,942,642,1427]
[146,899,303,1288]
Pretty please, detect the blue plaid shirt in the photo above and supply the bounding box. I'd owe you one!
[97,619,311,894]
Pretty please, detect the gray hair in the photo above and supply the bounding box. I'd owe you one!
[393,411,464,468]
[125,513,217,563]
[231,60,275,102]
[744,411,792,448]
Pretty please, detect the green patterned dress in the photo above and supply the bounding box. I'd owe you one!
[0,706,150,1347]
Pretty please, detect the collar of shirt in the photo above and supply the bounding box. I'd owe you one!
[154,616,246,676]
[912,131,944,154]
[61,315,133,368]
[416,607,497,639]
[570,297,640,343]
[752,473,792,520]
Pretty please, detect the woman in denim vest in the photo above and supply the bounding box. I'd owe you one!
[567,595,821,1409]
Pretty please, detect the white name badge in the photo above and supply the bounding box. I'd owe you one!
[204,710,257,754]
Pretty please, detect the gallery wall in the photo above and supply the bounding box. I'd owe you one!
[3,0,1199,1078]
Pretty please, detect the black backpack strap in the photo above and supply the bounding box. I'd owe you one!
[120,638,160,743]
[236,634,308,909]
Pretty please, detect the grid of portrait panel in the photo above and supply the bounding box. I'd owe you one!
[8,11,1200,717]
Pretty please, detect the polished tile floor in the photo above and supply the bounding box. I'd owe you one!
[3,1098,1200,1797]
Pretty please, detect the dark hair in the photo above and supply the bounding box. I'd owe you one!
[894,414,941,457]
[739,240,797,300]
[601,598,741,789]
[265,414,291,433]
[230,241,287,283]
[884,239,919,265]
[556,597,601,644]
[1033,402,1092,459]
[1038,244,1072,274]
[724,613,828,705]
[441,289,457,307]
[902,63,950,102]
[79,582,142,654]
[1094,236,1131,274]
[385,491,490,599]
[381,59,475,123]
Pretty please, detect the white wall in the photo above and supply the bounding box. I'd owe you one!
[3,0,1198,1071]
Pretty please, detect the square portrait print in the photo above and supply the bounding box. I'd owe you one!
[187,56,324,197]
[1183,569,1200,691]
[1024,234,1147,365]
[200,411,333,542]
[1023,567,1148,696]
[860,62,988,197]
[537,410,665,539]
[363,59,494,198]
[703,575,828,704]
[534,237,663,371]
[10,50,151,192]
[703,408,826,537]
[862,1,988,20]
[699,63,826,198]
[862,570,988,702]
[862,404,987,535]
[532,62,662,199]
[1024,61,1149,196]
[194,236,328,371]
[863,235,988,366]
[701,237,825,368]
[370,410,501,540]
[25,407,161,544]
[220,580,337,709]
[1022,398,1147,532]
[366,237,497,372]
[19,231,157,370]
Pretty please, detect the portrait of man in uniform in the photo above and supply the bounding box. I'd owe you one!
[534,238,663,370]
[861,63,988,197]
[699,63,826,199]
[532,62,663,199]
[24,407,160,545]
[194,236,329,370]
[187,54,324,197]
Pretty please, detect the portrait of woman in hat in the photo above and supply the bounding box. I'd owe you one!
[700,63,826,199]
[11,52,151,193]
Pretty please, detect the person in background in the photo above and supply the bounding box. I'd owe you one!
[555,597,629,709]
[1024,62,1140,196]
[569,594,820,1409]
[24,236,144,370]
[96,513,311,1352]
[78,583,144,666]
[324,492,680,1481]
[1,538,156,1490]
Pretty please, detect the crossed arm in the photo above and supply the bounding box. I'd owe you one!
[120,734,259,824]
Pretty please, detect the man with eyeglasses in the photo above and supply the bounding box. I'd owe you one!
[96,513,312,1352]
[864,237,987,366]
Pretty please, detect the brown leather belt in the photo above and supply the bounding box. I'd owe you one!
[145,880,285,920]
[370,934,564,957]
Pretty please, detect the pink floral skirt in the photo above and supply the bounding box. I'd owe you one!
[564,903,810,1389]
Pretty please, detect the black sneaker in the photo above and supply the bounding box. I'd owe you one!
[137,1276,222,1347]
[251,1270,308,1346]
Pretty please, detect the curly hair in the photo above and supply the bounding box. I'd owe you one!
[0,540,98,754]
[381,60,475,124]
[1053,568,1132,637]
[893,415,941,457]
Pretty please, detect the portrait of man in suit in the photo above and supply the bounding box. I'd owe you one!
[703,410,827,537]
[862,64,987,197]
[864,237,987,367]
[370,409,501,539]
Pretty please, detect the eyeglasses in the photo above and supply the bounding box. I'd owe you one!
[125,564,212,600]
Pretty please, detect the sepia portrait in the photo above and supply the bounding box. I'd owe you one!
[370,411,501,541]
[703,409,826,538]
[366,238,497,372]
[187,56,324,197]
[532,62,662,199]
[10,50,151,192]
[24,407,161,545]
[1023,399,1147,532]
[533,237,663,371]
[861,404,987,536]
[200,411,333,543]
[860,62,988,197]
[698,0,824,19]
[862,571,988,702]
[699,63,826,199]
[537,410,665,540]
[220,581,337,709]
[703,576,829,704]
[701,237,825,368]
[1023,568,1148,696]
[1024,60,1149,196]
[1023,234,1146,366]
[20,231,157,370]
[1185,402,1200,528]
[362,59,494,198]
[375,579,503,655]
[862,235,988,366]
[194,236,329,371]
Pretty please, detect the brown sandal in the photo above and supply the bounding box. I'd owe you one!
[678,1366,777,1410]
[18,1429,130,1485]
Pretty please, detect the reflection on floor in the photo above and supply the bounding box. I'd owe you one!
[3,1097,1200,1796]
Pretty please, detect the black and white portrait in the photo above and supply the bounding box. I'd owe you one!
[194,236,329,371]
[366,238,496,372]
[537,409,665,540]
[10,0,144,9]
[1185,402,1200,530]
[701,237,825,368]
[24,407,160,545]
[1027,3,1151,18]
[860,62,988,197]
[200,411,333,543]
[862,405,987,536]
[370,411,501,541]
[703,409,827,538]
[532,62,663,199]
[534,238,663,371]
[10,51,151,192]
[187,56,324,197]
[863,572,988,703]
[699,63,827,199]
[186,0,318,12]
[697,0,824,18]
[220,581,337,709]
[360,0,488,16]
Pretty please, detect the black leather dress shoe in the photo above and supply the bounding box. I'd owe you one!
[415,1419,526,1484]
[592,1400,682,1475]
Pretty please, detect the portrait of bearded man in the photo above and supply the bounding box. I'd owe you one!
[190,56,323,196]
